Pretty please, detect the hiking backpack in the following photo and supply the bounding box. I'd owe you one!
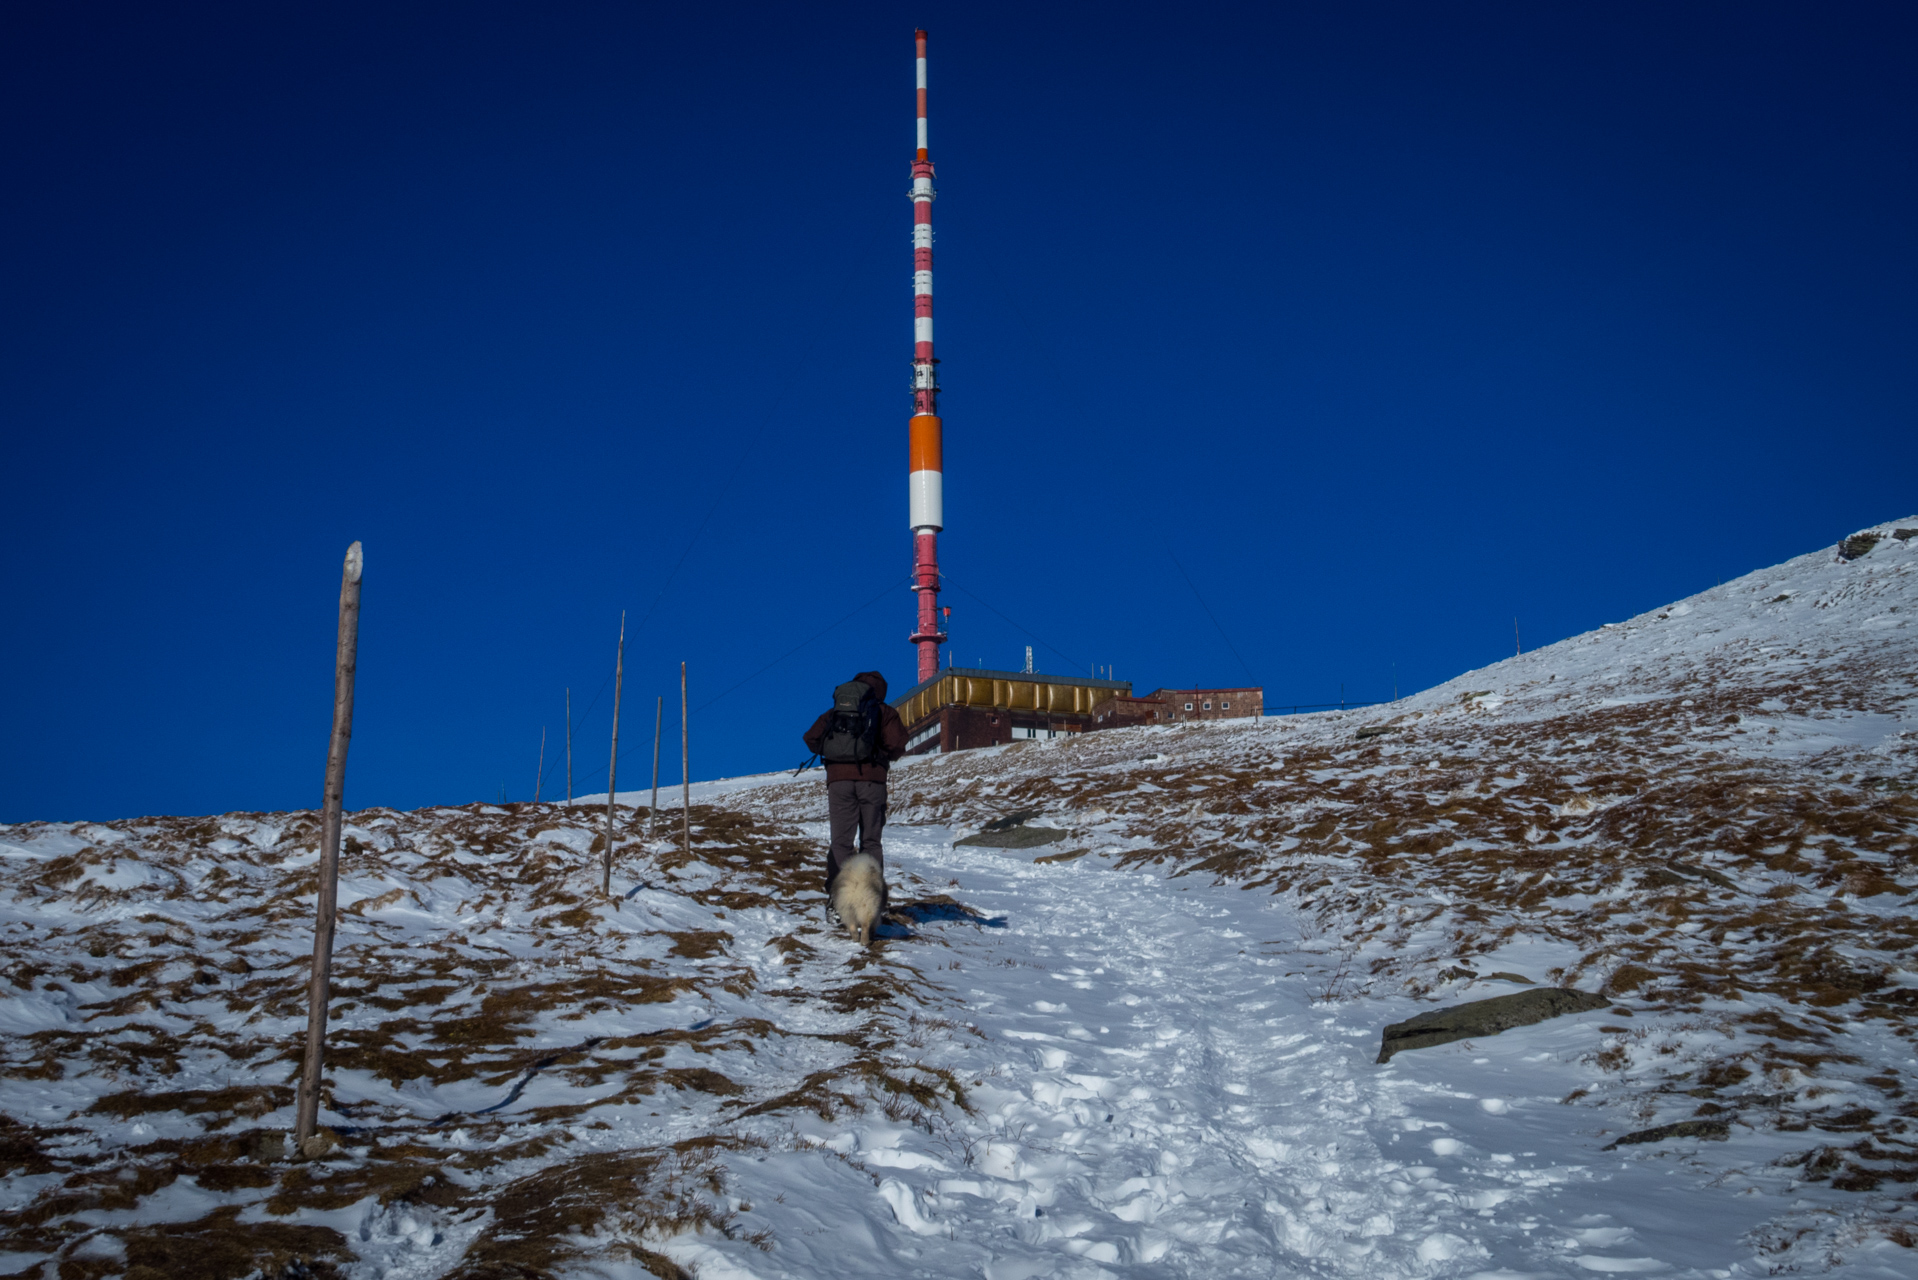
[818,680,881,764]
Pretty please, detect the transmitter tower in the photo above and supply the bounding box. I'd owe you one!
[907,29,948,683]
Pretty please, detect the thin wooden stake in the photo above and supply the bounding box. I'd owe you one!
[565,687,572,803]
[534,726,545,804]
[294,540,363,1156]
[680,661,691,857]
[649,694,663,837]
[1514,617,1522,656]
[603,612,625,896]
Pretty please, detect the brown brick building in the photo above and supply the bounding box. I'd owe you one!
[1086,694,1168,730]
[1089,686,1263,730]
[1147,687,1263,722]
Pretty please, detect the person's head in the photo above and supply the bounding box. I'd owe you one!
[854,671,889,701]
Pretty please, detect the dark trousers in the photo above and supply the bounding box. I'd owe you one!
[826,779,887,890]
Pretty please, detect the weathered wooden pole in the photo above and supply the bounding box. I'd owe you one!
[534,726,545,803]
[565,687,572,803]
[603,612,625,895]
[294,540,362,1156]
[649,694,663,837]
[680,661,691,857]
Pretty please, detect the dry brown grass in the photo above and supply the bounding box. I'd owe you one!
[0,797,992,1276]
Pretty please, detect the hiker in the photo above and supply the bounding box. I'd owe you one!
[802,671,908,911]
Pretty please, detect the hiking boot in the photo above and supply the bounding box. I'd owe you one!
[825,902,842,927]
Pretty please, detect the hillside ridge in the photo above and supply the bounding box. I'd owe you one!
[1,517,1914,1278]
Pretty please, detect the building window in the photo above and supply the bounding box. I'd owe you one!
[1184,702,1194,711]
[1222,701,1230,709]
[1202,701,1212,710]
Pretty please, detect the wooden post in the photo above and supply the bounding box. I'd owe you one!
[565,687,572,803]
[294,540,363,1156]
[680,661,691,857]
[534,726,545,804]
[603,612,625,896]
[649,694,663,837]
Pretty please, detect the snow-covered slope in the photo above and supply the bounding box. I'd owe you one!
[1,519,1914,1279]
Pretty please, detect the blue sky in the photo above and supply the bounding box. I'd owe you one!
[4,1,1913,821]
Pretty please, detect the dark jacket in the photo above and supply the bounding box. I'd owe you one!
[803,670,909,783]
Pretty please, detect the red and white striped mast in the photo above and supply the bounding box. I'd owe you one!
[907,28,947,684]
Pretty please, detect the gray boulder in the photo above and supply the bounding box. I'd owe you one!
[1377,987,1609,1062]
[956,824,1069,848]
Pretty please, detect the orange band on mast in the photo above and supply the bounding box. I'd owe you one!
[909,414,943,472]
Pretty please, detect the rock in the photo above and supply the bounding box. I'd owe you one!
[953,810,1071,848]
[1838,533,1881,561]
[1603,1118,1731,1150]
[1032,848,1088,864]
[1484,972,1535,985]
[956,825,1069,849]
[298,1129,339,1160]
[1731,1091,1789,1109]
[1668,860,1740,891]
[1647,859,1740,892]
[979,811,1039,832]
[1376,987,1609,1062]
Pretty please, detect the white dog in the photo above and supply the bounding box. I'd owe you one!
[830,853,886,947]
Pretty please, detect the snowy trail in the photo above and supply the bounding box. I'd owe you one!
[669,825,1837,1280]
